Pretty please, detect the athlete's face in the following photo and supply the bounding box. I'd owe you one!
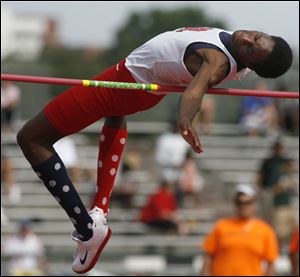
[232,30,275,69]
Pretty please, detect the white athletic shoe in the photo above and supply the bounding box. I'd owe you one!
[71,207,112,274]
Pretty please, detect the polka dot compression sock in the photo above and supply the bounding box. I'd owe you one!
[91,126,127,213]
[33,153,93,241]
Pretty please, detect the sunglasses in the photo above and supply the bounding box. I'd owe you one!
[235,199,254,206]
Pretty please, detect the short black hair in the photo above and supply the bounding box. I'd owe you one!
[253,36,293,78]
[233,192,256,203]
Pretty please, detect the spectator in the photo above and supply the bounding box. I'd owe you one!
[2,219,47,276]
[155,121,189,184]
[1,205,9,226]
[53,137,80,186]
[272,158,298,253]
[201,184,279,276]
[1,147,21,204]
[178,150,204,208]
[284,98,299,135]
[110,152,139,209]
[276,82,299,135]
[140,180,179,234]
[1,81,21,132]
[239,81,280,138]
[289,226,299,276]
[193,95,216,135]
[256,140,290,221]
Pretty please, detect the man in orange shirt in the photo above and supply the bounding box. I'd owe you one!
[289,226,299,276]
[201,184,279,276]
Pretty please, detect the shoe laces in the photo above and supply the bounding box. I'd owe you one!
[89,207,108,225]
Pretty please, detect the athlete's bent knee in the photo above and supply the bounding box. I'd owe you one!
[17,125,32,152]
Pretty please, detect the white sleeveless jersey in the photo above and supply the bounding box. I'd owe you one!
[125,27,251,93]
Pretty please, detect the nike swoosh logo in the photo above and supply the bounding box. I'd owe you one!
[80,251,88,265]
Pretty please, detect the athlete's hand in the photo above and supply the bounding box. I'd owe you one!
[178,120,204,154]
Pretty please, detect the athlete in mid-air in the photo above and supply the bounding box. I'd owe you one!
[17,27,292,273]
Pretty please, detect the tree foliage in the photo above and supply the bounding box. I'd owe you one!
[38,46,107,96]
[104,7,227,66]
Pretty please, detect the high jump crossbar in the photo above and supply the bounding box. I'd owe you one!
[1,73,299,99]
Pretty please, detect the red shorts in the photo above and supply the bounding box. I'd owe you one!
[44,60,164,136]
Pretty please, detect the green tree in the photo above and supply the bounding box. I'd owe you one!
[39,46,107,96]
[105,7,227,66]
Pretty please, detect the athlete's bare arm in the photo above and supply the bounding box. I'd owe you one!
[179,48,229,153]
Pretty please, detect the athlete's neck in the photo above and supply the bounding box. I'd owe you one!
[219,32,246,72]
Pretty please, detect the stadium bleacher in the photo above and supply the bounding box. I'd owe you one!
[1,122,298,276]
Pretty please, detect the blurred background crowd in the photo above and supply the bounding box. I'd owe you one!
[1,1,299,276]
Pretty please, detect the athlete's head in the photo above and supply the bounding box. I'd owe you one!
[234,184,256,219]
[231,30,293,78]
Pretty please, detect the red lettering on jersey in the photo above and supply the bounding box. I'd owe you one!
[176,27,213,32]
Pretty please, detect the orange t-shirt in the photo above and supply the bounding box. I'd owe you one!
[203,217,279,276]
[290,227,299,254]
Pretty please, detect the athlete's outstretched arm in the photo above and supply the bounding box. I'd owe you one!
[178,49,228,153]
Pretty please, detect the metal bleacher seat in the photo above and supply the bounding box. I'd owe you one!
[1,122,299,276]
